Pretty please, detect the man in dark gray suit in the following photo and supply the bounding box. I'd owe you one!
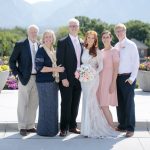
[9,25,39,136]
[57,18,83,136]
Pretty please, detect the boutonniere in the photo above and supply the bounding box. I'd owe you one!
[119,44,125,49]
[121,45,126,48]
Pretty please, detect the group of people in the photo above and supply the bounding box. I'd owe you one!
[9,18,139,138]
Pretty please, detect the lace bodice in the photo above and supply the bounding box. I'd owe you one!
[81,48,103,74]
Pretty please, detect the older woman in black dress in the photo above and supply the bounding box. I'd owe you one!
[35,30,64,136]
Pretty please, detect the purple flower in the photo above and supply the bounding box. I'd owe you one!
[0,59,3,65]
[5,75,18,90]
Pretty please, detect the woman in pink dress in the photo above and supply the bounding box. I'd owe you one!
[97,30,119,129]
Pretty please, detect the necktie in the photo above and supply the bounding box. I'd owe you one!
[31,43,37,74]
[74,39,81,68]
[32,44,36,60]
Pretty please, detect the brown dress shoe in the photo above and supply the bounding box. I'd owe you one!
[20,129,27,136]
[69,128,80,134]
[115,127,126,132]
[27,128,37,133]
[125,131,134,137]
[59,130,67,137]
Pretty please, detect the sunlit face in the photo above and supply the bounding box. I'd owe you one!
[28,27,38,42]
[86,34,95,48]
[68,21,79,36]
[43,32,53,46]
[102,33,112,46]
[115,27,126,41]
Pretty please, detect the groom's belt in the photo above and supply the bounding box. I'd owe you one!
[118,73,131,76]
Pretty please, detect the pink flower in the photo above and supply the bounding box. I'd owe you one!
[139,56,150,71]
[76,64,95,82]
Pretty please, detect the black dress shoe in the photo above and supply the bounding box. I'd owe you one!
[115,127,126,132]
[27,128,37,133]
[69,128,80,134]
[125,131,134,137]
[20,129,27,136]
[59,130,67,137]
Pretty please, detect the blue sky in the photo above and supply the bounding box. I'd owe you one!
[24,0,53,4]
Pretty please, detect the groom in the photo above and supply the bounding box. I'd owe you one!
[57,18,83,137]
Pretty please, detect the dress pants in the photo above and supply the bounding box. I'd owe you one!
[117,74,136,132]
[18,75,38,130]
[59,78,81,131]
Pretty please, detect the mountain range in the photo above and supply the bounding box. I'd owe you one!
[0,0,149,29]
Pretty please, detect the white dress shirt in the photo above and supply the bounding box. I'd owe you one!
[29,39,38,74]
[69,34,81,68]
[115,38,139,82]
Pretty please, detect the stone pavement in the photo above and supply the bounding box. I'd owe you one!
[0,89,150,150]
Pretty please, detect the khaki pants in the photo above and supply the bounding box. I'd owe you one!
[18,75,38,130]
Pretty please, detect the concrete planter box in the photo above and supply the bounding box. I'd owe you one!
[137,70,150,92]
[0,71,9,92]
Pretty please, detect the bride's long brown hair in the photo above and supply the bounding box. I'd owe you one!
[84,31,98,57]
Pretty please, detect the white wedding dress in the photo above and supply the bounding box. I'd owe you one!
[81,48,119,138]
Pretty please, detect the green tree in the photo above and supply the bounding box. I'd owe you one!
[125,20,150,55]
[0,27,26,56]
[56,26,68,41]
[75,16,109,49]
[56,17,150,52]
[125,20,150,43]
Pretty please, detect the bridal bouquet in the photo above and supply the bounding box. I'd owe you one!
[75,64,96,82]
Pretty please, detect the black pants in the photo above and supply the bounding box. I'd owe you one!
[117,75,136,132]
[59,78,81,131]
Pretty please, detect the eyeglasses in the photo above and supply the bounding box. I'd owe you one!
[69,25,78,28]
[115,29,125,34]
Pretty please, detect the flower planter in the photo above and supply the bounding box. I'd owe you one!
[0,71,9,92]
[137,70,150,92]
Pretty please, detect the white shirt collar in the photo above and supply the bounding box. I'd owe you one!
[28,39,35,45]
[119,37,127,46]
[69,34,78,41]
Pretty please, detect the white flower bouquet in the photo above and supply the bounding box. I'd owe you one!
[75,64,96,82]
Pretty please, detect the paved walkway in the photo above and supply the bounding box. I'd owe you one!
[0,89,150,150]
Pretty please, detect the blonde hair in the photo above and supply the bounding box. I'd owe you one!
[114,23,126,31]
[42,30,56,45]
[68,18,80,26]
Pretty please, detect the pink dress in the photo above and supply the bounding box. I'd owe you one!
[97,48,119,106]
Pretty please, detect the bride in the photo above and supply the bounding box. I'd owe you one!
[79,31,119,138]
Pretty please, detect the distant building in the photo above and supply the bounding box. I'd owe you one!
[131,38,149,62]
